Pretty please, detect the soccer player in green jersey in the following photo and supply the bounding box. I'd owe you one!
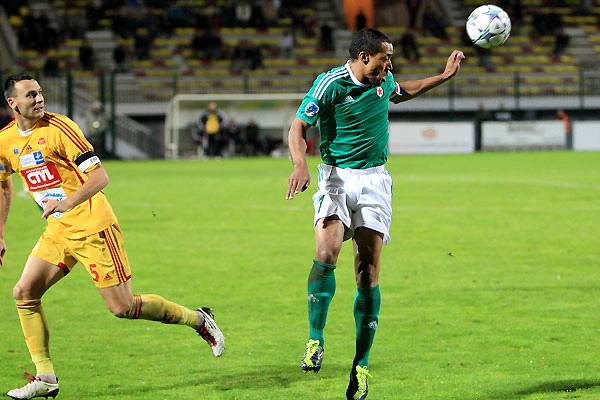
[286,28,464,399]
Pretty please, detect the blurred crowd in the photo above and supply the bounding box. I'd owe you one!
[3,0,331,75]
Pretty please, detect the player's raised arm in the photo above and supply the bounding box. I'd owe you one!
[392,50,465,103]
[0,178,13,266]
[42,165,109,219]
[286,117,311,200]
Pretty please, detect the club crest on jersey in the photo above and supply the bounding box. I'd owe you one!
[38,137,46,145]
[20,151,45,168]
[305,102,319,117]
[20,162,62,191]
[376,87,384,97]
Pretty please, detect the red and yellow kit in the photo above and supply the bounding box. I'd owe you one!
[0,112,131,287]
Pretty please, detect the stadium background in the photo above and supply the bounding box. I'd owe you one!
[1,1,600,400]
[1,0,600,156]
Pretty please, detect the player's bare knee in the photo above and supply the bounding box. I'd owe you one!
[315,247,340,265]
[13,282,34,300]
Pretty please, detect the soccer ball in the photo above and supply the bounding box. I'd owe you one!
[466,5,511,49]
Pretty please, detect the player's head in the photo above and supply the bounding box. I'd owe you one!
[4,74,45,120]
[349,28,393,86]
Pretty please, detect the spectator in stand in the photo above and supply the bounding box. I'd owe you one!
[0,106,13,129]
[321,23,334,52]
[235,1,253,27]
[355,10,367,31]
[422,5,448,40]
[262,0,280,27]
[113,43,129,72]
[223,119,241,156]
[85,101,108,158]
[134,27,152,60]
[280,29,295,57]
[192,29,211,60]
[43,57,60,77]
[400,30,420,62]
[232,40,263,72]
[244,119,261,156]
[197,102,225,158]
[405,0,422,30]
[79,39,95,71]
[553,27,570,57]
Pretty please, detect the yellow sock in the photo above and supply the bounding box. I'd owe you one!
[128,294,199,328]
[15,300,54,375]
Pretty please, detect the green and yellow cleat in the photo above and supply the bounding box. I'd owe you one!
[300,339,324,373]
[345,365,371,400]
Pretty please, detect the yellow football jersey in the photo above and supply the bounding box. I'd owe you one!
[0,112,118,238]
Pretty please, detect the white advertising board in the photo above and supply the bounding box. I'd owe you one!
[482,121,565,149]
[573,122,600,151]
[388,122,474,154]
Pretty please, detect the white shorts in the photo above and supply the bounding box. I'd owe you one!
[312,164,393,244]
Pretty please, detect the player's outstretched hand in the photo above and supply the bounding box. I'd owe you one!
[442,50,465,80]
[287,165,310,200]
[41,198,72,219]
[0,238,6,268]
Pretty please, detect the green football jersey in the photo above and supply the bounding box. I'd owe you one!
[296,62,404,169]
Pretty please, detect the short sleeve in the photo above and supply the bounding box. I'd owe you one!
[296,72,336,126]
[53,115,101,173]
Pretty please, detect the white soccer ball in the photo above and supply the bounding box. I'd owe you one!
[466,5,511,49]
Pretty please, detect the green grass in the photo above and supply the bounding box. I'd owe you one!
[1,151,599,399]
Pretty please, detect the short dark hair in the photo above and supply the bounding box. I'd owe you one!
[348,28,391,60]
[4,73,36,99]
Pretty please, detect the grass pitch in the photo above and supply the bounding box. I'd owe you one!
[0,151,599,399]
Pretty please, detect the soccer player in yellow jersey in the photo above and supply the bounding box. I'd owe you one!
[0,74,225,400]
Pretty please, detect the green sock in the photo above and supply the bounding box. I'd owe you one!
[353,285,381,367]
[307,259,336,347]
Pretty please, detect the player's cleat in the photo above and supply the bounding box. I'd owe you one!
[300,339,324,372]
[196,307,225,357]
[345,365,371,400]
[6,374,59,400]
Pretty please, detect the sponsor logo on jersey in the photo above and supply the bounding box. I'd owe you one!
[20,151,45,168]
[376,87,384,97]
[13,148,18,155]
[38,138,46,145]
[343,95,354,103]
[103,273,112,281]
[25,145,33,153]
[20,162,63,191]
[305,102,319,117]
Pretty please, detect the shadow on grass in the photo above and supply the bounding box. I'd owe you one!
[88,363,349,398]
[212,362,349,391]
[490,379,600,399]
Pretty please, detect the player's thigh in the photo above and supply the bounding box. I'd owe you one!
[70,224,132,289]
[16,231,78,299]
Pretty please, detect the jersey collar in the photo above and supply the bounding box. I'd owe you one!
[345,61,365,87]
